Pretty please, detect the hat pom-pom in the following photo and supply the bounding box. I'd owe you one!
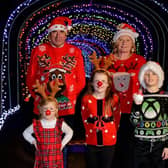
[133,92,143,105]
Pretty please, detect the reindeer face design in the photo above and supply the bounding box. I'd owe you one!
[48,68,66,96]
[113,72,131,92]
[49,69,65,84]
[47,67,72,111]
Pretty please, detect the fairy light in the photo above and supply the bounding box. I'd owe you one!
[0,105,20,130]
[1,0,34,129]
[151,0,168,13]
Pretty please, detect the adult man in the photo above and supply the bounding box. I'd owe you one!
[26,16,86,128]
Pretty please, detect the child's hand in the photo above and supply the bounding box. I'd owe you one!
[162,148,168,160]
[61,145,64,151]
[32,140,38,150]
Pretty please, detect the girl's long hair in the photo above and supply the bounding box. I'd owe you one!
[86,69,115,116]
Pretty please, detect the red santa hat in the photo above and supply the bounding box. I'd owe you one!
[138,61,164,89]
[113,23,139,43]
[48,16,72,33]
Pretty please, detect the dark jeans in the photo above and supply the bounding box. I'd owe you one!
[133,139,166,168]
[86,145,116,168]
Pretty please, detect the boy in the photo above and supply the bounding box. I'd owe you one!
[131,61,168,168]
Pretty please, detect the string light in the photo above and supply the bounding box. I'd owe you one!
[151,0,168,13]
[0,105,20,130]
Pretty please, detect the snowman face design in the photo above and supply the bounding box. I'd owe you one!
[113,72,131,92]
[141,98,160,119]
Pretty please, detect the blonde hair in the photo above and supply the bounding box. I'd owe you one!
[39,97,59,118]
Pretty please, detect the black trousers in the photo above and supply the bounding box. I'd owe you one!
[133,139,166,168]
[86,145,116,168]
[113,113,135,168]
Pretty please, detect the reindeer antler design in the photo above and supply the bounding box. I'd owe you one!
[48,78,63,98]
[32,80,47,99]
[89,51,116,70]
[32,79,63,99]
[61,55,76,73]
[103,53,116,70]
[89,51,102,70]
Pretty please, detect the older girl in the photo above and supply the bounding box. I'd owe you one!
[81,69,120,168]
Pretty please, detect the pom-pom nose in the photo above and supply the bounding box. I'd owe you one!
[45,110,51,116]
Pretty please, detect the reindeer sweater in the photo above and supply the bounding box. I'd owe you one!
[26,42,86,116]
[107,53,146,114]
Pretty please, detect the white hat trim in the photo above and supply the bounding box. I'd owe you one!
[138,61,164,89]
[113,29,139,43]
[49,68,66,73]
[48,24,72,33]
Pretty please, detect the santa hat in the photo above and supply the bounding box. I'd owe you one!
[113,23,139,43]
[138,61,164,89]
[48,16,72,33]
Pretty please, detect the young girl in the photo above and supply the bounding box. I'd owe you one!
[131,61,168,168]
[81,69,120,168]
[23,97,73,168]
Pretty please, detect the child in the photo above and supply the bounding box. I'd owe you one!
[23,97,73,168]
[81,69,120,168]
[131,61,168,168]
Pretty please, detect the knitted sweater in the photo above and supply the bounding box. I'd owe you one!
[26,42,86,116]
[107,53,146,114]
[130,92,168,145]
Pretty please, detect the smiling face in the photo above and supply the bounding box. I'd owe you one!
[92,72,109,95]
[48,30,67,48]
[40,101,58,120]
[144,70,159,88]
[116,35,134,54]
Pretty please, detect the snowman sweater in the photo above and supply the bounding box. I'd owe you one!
[130,91,168,144]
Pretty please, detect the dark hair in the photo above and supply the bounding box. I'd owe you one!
[87,69,114,115]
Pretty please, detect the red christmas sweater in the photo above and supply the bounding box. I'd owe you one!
[81,94,120,146]
[107,53,146,114]
[26,42,86,116]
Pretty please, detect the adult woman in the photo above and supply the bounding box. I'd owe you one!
[108,23,146,168]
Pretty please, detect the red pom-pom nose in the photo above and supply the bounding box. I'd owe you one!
[97,81,103,87]
[45,110,51,116]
